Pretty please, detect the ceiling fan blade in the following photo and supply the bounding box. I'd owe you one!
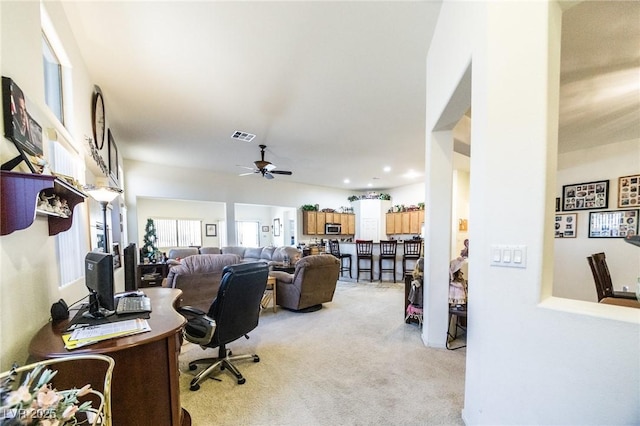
[237,165,255,171]
[271,170,293,175]
[265,163,276,171]
[263,172,275,180]
[239,172,256,176]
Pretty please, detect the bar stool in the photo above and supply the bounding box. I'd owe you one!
[355,240,373,282]
[329,239,352,278]
[402,239,422,275]
[378,240,398,282]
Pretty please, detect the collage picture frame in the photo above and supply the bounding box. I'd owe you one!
[588,209,638,238]
[561,180,608,211]
[555,213,577,238]
[618,174,639,208]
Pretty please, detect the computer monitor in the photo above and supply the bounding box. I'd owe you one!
[123,243,138,292]
[83,251,115,319]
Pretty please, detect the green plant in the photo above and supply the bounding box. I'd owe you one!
[379,193,391,200]
[347,195,359,202]
[301,204,317,211]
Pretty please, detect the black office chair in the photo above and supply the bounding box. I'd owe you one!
[179,262,269,390]
[329,239,352,278]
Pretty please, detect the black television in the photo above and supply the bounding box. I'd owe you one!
[123,243,138,292]
[83,251,115,319]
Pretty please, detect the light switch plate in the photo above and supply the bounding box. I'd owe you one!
[490,244,527,268]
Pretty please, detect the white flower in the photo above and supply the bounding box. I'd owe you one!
[6,385,32,405]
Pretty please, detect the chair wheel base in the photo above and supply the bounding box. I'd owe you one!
[238,377,246,384]
[253,355,260,362]
[189,382,200,391]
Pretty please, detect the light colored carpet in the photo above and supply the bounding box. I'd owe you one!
[179,280,466,426]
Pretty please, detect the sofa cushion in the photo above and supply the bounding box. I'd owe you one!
[165,254,241,287]
[199,247,221,255]
[260,246,276,261]
[167,247,199,260]
[221,246,246,258]
[243,247,264,261]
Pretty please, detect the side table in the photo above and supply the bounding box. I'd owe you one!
[261,276,277,313]
[137,262,169,288]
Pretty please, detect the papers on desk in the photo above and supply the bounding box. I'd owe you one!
[62,318,151,350]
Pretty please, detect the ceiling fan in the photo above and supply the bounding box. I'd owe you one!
[238,144,293,180]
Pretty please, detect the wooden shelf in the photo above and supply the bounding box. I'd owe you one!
[0,170,87,236]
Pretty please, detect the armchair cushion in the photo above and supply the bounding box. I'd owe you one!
[165,254,241,310]
[275,254,340,311]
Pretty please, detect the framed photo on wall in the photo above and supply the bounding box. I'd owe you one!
[273,218,281,236]
[205,224,217,237]
[262,225,270,232]
[618,174,639,208]
[562,180,608,211]
[588,209,638,238]
[555,213,577,238]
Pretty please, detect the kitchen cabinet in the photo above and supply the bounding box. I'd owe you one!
[386,210,425,235]
[303,210,317,235]
[302,210,355,235]
[0,170,87,236]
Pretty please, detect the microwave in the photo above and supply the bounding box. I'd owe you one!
[325,223,341,235]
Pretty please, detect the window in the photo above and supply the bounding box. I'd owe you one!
[50,141,87,287]
[154,219,202,248]
[236,221,260,247]
[42,33,64,124]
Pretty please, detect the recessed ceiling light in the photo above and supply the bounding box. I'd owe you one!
[231,131,256,142]
[343,179,350,184]
[383,166,391,172]
[367,183,373,187]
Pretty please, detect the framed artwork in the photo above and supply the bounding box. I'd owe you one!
[618,174,639,208]
[112,243,121,269]
[262,225,270,232]
[588,209,638,238]
[205,224,217,237]
[562,180,608,211]
[555,213,577,238]
[108,129,118,183]
[1,77,43,173]
[273,218,281,236]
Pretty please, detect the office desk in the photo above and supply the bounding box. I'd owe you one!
[29,288,190,426]
[600,297,640,309]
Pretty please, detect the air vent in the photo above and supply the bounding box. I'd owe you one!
[231,131,256,142]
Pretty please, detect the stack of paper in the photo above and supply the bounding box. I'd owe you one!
[62,318,151,350]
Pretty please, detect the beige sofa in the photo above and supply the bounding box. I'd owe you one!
[164,253,241,310]
[221,246,301,267]
[270,254,340,311]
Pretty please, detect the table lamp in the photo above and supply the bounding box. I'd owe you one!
[84,183,122,253]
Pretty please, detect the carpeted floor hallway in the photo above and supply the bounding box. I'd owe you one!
[179,280,466,425]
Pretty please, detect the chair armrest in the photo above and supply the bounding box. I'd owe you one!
[177,306,206,317]
[270,270,293,283]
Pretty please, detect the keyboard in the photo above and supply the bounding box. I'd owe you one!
[116,296,152,315]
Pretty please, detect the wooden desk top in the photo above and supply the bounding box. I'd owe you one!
[600,297,640,309]
[29,287,186,358]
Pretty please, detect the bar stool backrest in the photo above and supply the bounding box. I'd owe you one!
[380,240,398,256]
[356,240,373,256]
[403,240,422,257]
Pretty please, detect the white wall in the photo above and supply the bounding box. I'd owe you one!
[124,159,353,247]
[554,138,640,301]
[0,1,116,369]
[426,2,639,425]
[137,197,226,250]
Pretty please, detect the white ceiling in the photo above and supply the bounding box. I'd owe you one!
[59,1,639,190]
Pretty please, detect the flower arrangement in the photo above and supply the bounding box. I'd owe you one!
[1,364,95,426]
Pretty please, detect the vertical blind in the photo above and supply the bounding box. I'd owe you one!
[154,219,202,248]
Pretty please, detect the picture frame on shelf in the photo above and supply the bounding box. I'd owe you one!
[273,218,281,236]
[618,174,639,208]
[588,209,638,238]
[205,223,217,237]
[1,77,43,173]
[262,225,270,232]
[562,180,608,211]
[108,129,118,184]
[555,213,577,238]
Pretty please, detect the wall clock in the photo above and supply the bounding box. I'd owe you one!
[92,85,106,150]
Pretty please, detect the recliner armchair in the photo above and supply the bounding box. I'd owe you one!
[270,254,340,312]
[179,262,269,390]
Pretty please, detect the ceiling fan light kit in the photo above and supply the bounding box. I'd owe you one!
[238,144,293,180]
